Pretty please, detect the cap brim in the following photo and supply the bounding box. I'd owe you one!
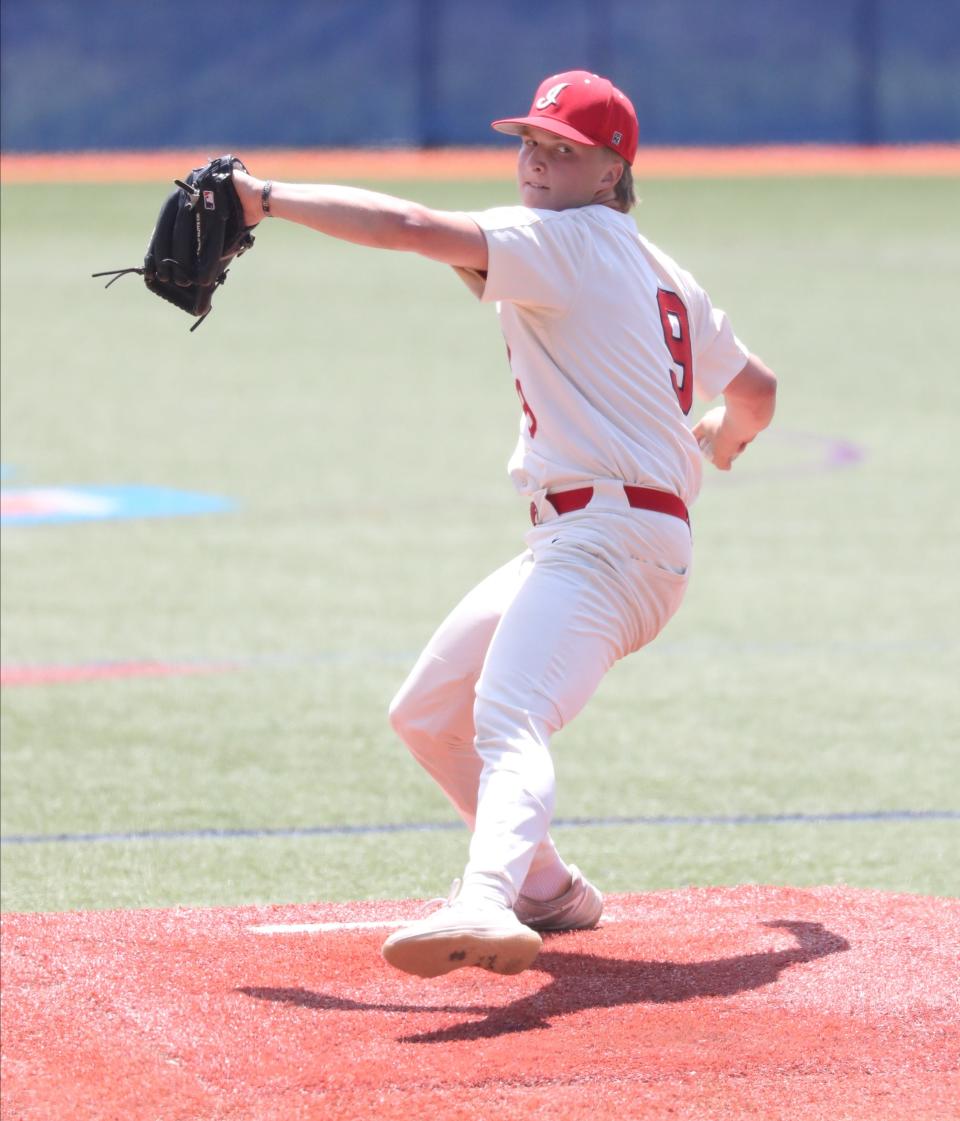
[491,115,600,147]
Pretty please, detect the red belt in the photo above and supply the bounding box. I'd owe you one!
[530,485,689,526]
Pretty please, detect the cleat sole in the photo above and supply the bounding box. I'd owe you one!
[382,925,542,978]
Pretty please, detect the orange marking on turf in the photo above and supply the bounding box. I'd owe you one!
[2,886,958,1120]
[2,144,958,184]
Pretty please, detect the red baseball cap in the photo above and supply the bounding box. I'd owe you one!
[492,70,639,164]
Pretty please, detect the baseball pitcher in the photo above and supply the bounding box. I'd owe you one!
[230,70,777,978]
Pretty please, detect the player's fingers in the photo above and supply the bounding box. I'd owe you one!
[717,443,747,471]
[696,433,716,464]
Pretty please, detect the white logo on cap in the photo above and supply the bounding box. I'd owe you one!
[612,130,623,145]
[535,83,569,110]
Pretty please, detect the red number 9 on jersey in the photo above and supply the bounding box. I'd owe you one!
[657,289,693,415]
[515,378,538,438]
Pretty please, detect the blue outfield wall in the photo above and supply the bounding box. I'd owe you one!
[1,0,958,152]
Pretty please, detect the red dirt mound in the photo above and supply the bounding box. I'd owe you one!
[2,885,957,1120]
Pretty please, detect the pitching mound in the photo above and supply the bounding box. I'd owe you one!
[2,885,957,1120]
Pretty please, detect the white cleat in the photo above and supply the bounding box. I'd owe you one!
[382,900,542,978]
[513,865,603,932]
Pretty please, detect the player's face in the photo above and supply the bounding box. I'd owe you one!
[516,127,620,211]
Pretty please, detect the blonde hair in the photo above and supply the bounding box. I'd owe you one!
[613,162,636,212]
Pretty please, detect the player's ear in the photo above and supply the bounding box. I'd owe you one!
[599,156,624,189]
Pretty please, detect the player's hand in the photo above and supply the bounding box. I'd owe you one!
[231,168,266,229]
[692,406,749,471]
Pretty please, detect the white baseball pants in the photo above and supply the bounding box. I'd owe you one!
[389,498,691,908]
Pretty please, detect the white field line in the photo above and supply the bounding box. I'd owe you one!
[248,913,628,935]
[249,920,405,934]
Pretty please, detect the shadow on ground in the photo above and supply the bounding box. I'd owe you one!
[239,919,850,1043]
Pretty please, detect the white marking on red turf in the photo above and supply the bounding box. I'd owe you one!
[248,914,627,934]
[249,920,405,934]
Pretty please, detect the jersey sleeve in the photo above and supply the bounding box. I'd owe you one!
[684,271,750,400]
[467,206,586,311]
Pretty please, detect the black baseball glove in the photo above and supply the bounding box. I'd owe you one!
[93,154,257,331]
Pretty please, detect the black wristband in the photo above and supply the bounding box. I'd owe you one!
[261,181,273,216]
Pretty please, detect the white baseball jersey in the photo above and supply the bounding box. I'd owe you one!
[461,204,749,506]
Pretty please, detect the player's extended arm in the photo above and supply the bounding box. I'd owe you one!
[232,170,488,271]
[692,354,777,471]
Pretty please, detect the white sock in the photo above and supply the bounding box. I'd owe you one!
[519,859,572,902]
[458,871,514,910]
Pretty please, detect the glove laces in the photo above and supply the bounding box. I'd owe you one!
[91,264,220,331]
[91,266,144,288]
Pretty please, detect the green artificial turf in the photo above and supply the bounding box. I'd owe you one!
[2,173,957,911]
